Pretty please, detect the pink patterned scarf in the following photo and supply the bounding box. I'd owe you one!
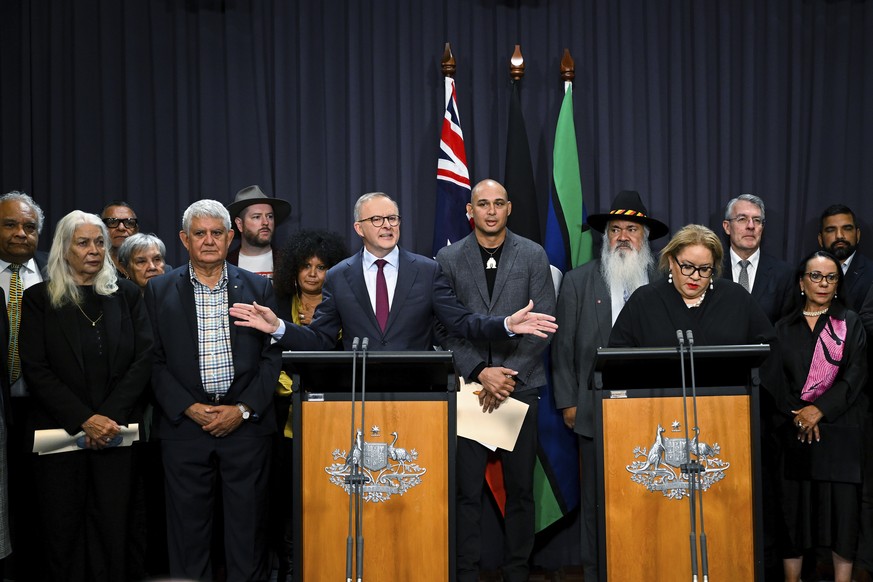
[800,316,847,402]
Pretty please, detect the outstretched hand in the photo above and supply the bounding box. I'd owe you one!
[506,300,558,338]
[229,302,281,334]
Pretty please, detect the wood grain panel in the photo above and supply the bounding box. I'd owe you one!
[299,400,448,581]
[602,395,755,580]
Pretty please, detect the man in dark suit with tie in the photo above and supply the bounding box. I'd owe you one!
[551,190,668,581]
[229,192,557,349]
[818,204,873,313]
[145,199,282,582]
[0,190,48,578]
[434,179,555,582]
[720,194,795,323]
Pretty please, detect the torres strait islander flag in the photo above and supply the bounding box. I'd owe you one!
[432,76,472,257]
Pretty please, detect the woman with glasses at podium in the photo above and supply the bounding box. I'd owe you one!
[769,250,868,582]
[269,228,348,581]
[608,224,775,348]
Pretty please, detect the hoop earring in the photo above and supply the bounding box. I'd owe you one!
[668,272,673,284]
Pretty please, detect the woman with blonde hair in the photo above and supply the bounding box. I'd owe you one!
[609,224,774,347]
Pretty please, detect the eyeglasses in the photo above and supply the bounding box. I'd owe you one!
[727,215,765,227]
[357,214,401,227]
[806,271,839,285]
[103,217,139,229]
[675,262,714,278]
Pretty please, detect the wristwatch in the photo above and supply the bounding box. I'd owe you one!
[237,403,251,421]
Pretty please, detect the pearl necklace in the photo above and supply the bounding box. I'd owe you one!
[803,308,828,317]
[686,291,706,308]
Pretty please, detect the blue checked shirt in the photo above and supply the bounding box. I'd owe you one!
[190,263,234,400]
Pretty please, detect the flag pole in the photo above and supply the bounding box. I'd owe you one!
[442,42,456,78]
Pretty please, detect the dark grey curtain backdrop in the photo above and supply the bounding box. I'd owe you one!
[1,0,871,570]
[2,0,872,266]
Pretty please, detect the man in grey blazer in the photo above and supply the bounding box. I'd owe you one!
[552,190,668,581]
[435,179,555,582]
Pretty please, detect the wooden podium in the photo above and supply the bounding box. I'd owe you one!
[286,351,456,582]
[593,344,770,581]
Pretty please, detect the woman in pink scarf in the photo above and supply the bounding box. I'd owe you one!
[773,251,868,582]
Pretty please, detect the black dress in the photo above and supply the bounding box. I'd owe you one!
[771,302,868,559]
[609,277,776,348]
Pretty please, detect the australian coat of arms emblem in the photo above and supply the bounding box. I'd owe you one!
[626,422,730,500]
[325,427,427,503]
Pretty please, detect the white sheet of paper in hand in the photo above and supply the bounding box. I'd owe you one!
[33,424,140,455]
[456,377,529,452]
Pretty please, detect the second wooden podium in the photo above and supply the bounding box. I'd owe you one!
[593,344,770,581]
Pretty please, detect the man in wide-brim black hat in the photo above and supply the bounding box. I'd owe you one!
[585,189,669,240]
[226,185,291,278]
[551,188,668,582]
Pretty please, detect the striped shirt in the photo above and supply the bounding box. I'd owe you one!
[190,263,234,400]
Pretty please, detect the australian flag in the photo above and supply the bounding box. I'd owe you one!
[432,76,472,256]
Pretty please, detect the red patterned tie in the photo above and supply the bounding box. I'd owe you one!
[375,259,389,332]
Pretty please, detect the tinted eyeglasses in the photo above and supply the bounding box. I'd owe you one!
[357,214,401,227]
[103,217,139,229]
[806,271,839,285]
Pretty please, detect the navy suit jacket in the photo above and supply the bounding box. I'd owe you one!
[278,247,507,351]
[721,252,795,324]
[145,263,282,439]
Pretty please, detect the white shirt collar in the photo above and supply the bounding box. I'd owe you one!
[729,246,761,269]
[362,246,400,270]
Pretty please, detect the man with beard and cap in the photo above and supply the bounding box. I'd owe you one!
[552,190,668,581]
[818,204,872,312]
[720,194,795,323]
[226,185,292,281]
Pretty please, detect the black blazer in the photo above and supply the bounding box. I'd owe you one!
[19,279,153,435]
[843,252,873,313]
[721,252,795,324]
[145,263,282,439]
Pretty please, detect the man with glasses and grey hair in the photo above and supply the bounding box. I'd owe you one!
[721,194,794,323]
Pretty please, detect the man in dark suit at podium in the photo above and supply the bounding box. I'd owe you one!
[229,192,558,349]
[720,194,794,323]
[435,179,554,582]
[552,190,668,582]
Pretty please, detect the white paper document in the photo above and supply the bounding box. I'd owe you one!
[33,424,140,455]
[456,378,529,452]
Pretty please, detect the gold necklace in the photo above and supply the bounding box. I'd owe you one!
[76,303,104,327]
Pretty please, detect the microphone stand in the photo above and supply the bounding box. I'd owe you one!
[676,330,699,582]
[687,330,709,582]
[345,337,360,582]
[356,337,370,582]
